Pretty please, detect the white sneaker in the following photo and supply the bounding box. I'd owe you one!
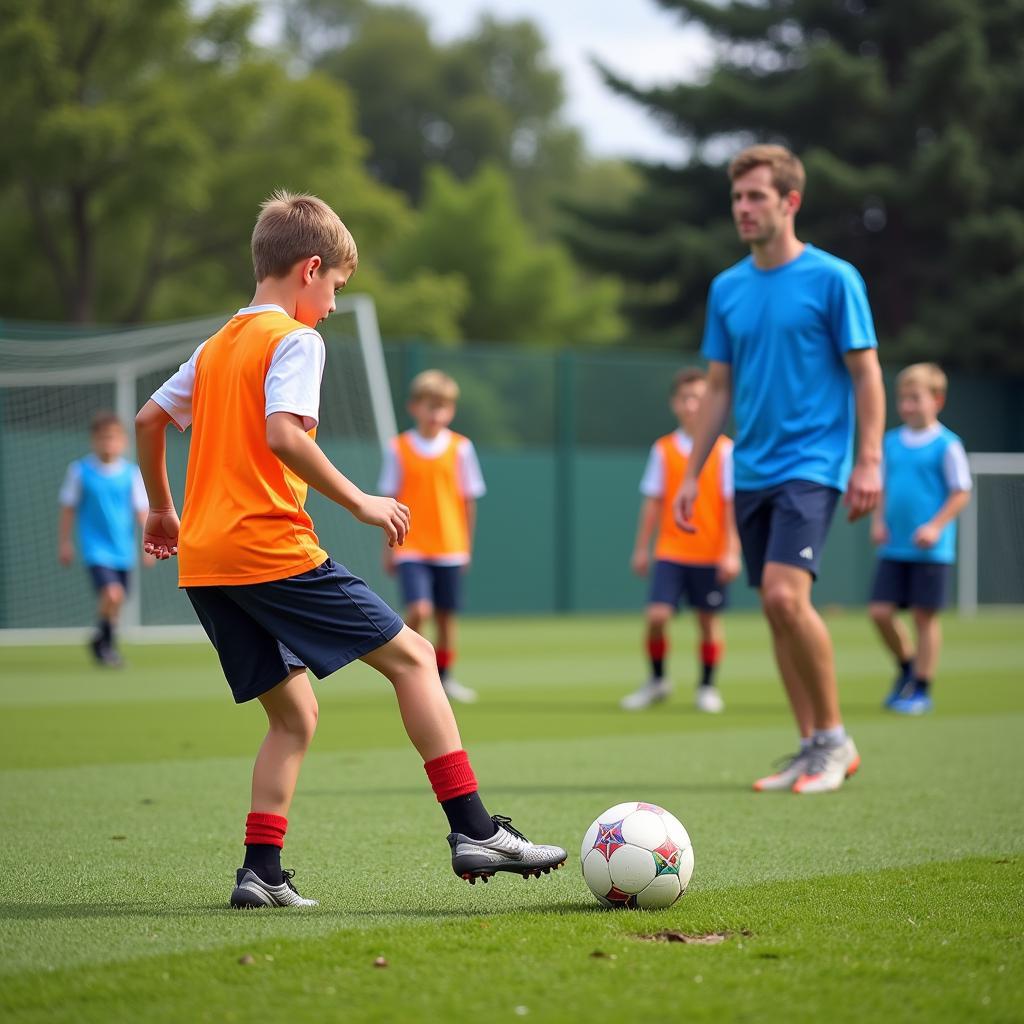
[753,748,812,792]
[620,678,672,710]
[695,686,724,713]
[792,737,861,795]
[230,868,318,909]
[442,678,478,703]
[449,815,567,883]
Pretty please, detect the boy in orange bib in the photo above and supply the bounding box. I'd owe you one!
[622,368,741,712]
[135,192,564,908]
[379,371,485,704]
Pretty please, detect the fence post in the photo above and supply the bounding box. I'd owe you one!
[555,350,575,612]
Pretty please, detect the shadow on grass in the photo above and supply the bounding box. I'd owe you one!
[0,899,602,922]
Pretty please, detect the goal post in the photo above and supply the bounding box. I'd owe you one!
[0,296,399,643]
[957,452,1024,616]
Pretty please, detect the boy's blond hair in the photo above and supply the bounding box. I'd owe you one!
[90,410,124,434]
[251,190,358,282]
[728,144,806,197]
[897,362,948,397]
[409,369,460,404]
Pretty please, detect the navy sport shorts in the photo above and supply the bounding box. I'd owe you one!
[648,560,728,612]
[870,558,951,610]
[186,557,403,704]
[396,561,463,612]
[87,565,130,593]
[734,480,840,588]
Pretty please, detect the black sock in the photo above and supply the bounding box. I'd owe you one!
[651,656,665,679]
[899,658,913,680]
[441,792,497,839]
[98,619,112,647]
[700,663,715,688]
[913,676,931,695]
[243,844,283,885]
[438,665,449,682]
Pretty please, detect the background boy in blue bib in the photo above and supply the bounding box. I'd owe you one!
[869,364,972,714]
[59,411,151,666]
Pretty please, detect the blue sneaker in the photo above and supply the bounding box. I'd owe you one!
[891,691,933,715]
[883,675,914,709]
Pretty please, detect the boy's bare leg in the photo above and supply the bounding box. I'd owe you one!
[760,562,838,733]
[869,602,913,663]
[360,625,462,760]
[405,599,433,634]
[911,608,941,680]
[696,610,722,646]
[252,668,319,815]
[99,582,125,625]
[436,609,456,655]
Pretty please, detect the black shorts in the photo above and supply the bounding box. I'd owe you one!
[734,480,840,588]
[870,559,951,610]
[396,561,463,612]
[186,558,403,703]
[648,560,728,612]
[87,565,130,593]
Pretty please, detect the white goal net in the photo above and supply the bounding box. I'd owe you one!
[957,453,1024,614]
[0,296,398,641]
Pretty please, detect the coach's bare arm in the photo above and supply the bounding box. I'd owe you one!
[673,360,732,531]
[266,412,410,547]
[843,348,885,522]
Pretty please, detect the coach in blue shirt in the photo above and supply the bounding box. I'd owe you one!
[675,145,886,796]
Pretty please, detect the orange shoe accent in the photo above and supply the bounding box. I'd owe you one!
[845,754,861,778]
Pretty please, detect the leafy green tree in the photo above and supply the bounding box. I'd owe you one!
[563,0,1024,371]
[390,165,623,345]
[286,1,583,226]
[0,0,415,324]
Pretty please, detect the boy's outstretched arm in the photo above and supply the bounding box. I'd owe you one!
[631,497,659,576]
[267,412,410,547]
[58,506,76,566]
[135,400,180,559]
[913,490,971,548]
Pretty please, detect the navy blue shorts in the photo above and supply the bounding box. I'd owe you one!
[186,558,404,704]
[648,560,728,612]
[396,561,463,612]
[87,565,130,593]
[734,480,840,588]
[870,558,951,610]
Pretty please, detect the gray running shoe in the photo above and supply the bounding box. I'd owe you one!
[753,748,811,792]
[449,815,567,884]
[230,868,318,909]
[620,678,672,710]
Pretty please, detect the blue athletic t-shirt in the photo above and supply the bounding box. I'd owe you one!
[701,244,878,491]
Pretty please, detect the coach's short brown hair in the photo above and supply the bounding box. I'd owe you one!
[671,366,707,395]
[251,190,358,281]
[728,144,806,197]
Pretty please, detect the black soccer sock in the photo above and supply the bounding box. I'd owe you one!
[899,658,913,680]
[441,792,497,840]
[243,843,283,886]
[913,676,931,695]
[98,619,113,647]
[648,636,667,680]
[700,662,715,688]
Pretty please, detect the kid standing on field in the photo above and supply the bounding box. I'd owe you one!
[622,368,741,713]
[869,363,971,715]
[58,411,152,667]
[135,191,564,909]
[378,370,485,704]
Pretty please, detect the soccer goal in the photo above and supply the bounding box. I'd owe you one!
[0,296,398,643]
[957,452,1024,615]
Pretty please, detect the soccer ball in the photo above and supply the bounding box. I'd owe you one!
[580,801,694,909]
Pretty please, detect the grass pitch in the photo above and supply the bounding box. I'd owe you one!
[1,611,1022,1022]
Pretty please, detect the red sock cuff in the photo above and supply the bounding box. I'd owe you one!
[648,637,667,660]
[436,648,454,671]
[424,749,478,802]
[245,812,288,848]
[701,642,722,666]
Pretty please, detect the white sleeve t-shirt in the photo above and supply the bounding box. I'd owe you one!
[377,431,487,499]
[638,432,734,500]
[151,315,326,432]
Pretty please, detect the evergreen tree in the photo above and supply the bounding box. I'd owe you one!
[562,0,1024,371]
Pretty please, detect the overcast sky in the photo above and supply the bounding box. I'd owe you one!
[399,0,711,162]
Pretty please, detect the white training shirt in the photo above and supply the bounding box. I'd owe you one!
[58,455,149,512]
[639,430,734,500]
[377,429,487,500]
[150,305,326,432]
[892,424,973,491]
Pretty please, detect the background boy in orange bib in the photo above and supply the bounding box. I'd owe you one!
[623,368,741,712]
[135,192,564,908]
[379,370,485,704]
